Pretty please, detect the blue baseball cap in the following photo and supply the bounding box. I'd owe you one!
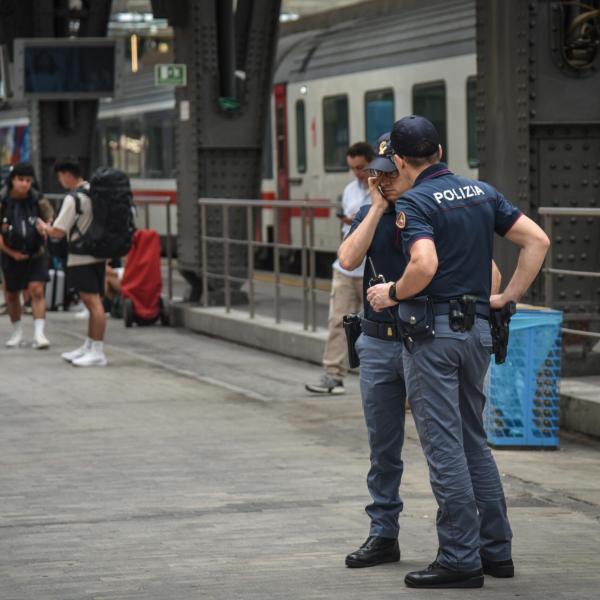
[390,115,440,157]
[365,132,396,172]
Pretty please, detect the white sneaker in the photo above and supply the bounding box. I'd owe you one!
[32,331,51,349]
[6,330,23,348]
[72,349,108,367]
[74,308,90,320]
[61,344,89,362]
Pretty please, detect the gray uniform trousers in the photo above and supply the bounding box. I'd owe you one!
[355,332,407,538]
[402,316,513,571]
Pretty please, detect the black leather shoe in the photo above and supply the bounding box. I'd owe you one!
[405,561,484,589]
[345,536,400,568]
[481,556,514,578]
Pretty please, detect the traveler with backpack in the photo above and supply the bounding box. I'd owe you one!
[37,157,134,367]
[0,162,54,349]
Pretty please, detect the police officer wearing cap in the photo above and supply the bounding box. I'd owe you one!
[337,133,412,568]
[367,115,550,589]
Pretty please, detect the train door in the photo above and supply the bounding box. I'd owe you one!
[273,83,291,244]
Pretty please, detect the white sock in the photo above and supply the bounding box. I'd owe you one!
[91,341,104,354]
[83,337,92,350]
[13,320,23,334]
[34,319,45,337]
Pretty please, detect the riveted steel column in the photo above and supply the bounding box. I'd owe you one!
[168,0,281,303]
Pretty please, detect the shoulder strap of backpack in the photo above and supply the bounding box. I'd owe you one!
[68,186,89,239]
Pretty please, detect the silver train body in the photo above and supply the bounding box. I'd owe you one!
[0,0,478,265]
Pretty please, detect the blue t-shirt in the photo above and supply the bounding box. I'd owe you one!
[349,204,408,323]
[395,163,521,303]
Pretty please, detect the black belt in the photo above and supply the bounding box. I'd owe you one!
[361,318,402,341]
[433,300,490,320]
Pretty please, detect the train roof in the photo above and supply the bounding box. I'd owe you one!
[274,0,475,84]
[98,69,174,119]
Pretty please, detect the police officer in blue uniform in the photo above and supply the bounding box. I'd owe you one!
[337,134,411,568]
[367,116,550,589]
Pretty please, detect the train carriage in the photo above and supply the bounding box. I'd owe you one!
[1,0,480,271]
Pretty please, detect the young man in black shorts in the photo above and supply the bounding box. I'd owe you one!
[37,158,107,367]
[0,162,53,348]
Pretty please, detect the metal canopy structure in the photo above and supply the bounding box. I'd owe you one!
[476,0,600,371]
[0,0,113,191]
[151,0,281,301]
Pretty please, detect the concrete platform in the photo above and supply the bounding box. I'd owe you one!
[560,377,600,438]
[1,313,600,599]
[172,301,600,439]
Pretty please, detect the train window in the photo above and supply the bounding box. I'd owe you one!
[262,108,273,180]
[466,77,478,168]
[275,102,286,174]
[412,81,448,163]
[105,120,144,177]
[296,100,307,173]
[323,95,349,172]
[105,126,120,169]
[144,111,175,178]
[365,88,394,147]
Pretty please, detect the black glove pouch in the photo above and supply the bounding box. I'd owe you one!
[397,297,435,342]
[342,313,362,368]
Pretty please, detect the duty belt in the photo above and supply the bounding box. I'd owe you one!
[433,300,490,321]
[361,318,402,341]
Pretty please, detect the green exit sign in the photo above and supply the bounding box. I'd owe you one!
[155,64,187,87]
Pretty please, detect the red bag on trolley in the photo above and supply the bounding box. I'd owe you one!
[121,229,162,321]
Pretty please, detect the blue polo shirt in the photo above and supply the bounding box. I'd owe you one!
[349,204,408,323]
[395,163,521,303]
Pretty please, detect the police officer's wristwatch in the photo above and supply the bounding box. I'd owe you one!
[388,281,399,303]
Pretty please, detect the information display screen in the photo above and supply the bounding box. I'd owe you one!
[24,46,114,94]
[14,39,122,100]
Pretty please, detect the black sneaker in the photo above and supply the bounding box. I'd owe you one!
[481,556,514,578]
[405,561,484,589]
[345,536,400,568]
[305,374,344,395]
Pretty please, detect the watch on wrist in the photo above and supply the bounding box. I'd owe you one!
[388,281,398,302]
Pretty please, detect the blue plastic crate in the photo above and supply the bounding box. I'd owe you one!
[484,308,563,448]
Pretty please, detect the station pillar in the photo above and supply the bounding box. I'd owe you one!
[476,0,600,366]
[151,0,281,302]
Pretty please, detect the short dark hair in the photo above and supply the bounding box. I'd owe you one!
[53,157,82,177]
[347,142,375,162]
[10,162,36,179]
[402,152,440,168]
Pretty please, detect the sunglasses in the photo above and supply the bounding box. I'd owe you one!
[368,169,400,179]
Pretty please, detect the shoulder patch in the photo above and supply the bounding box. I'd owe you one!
[396,211,406,229]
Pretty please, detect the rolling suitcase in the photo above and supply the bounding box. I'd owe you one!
[45,268,65,311]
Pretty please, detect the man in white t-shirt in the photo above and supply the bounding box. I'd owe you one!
[306,142,374,394]
[37,157,107,367]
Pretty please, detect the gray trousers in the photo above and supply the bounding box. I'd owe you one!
[402,317,512,571]
[355,333,406,538]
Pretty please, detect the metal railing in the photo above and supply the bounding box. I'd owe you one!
[539,206,600,339]
[198,198,337,331]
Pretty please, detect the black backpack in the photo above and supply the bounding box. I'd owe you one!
[70,167,135,258]
[0,191,44,255]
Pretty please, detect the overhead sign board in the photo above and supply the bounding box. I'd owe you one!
[13,38,123,100]
[155,64,187,87]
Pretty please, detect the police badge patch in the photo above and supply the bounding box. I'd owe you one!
[396,211,406,229]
